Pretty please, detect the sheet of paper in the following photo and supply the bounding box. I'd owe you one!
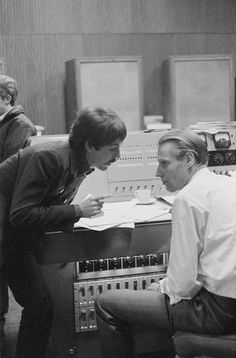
[130,199,171,222]
[75,201,135,231]
[75,199,171,230]
[75,221,135,231]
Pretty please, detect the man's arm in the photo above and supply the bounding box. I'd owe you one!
[9,150,77,233]
[160,197,204,304]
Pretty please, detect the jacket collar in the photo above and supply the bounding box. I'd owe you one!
[1,105,24,123]
[70,147,94,177]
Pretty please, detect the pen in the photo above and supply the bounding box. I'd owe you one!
[84,193,92,200]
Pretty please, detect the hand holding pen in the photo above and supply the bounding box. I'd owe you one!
[79,193,111,218]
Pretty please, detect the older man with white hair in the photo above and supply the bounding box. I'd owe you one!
[95,129,236,358]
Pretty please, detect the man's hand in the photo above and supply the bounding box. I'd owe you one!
[79,194,110,218]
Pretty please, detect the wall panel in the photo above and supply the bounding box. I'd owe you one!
[42,35,84,133]
[0,0,235,133]
[2,35,47,128]
[1,0,235,35]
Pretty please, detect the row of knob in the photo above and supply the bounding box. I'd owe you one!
[78,253,166,273]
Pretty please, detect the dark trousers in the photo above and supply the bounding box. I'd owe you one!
[2,247,54,358]
[0,279,9,357]
[95,288,236,358]
[95,289,173,358]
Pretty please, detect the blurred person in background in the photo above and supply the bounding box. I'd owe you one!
[0,74,36,357]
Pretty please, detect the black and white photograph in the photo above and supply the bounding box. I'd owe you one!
[0,1,236,357]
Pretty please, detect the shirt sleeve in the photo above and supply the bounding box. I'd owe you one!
[159,196,204,304]
[9,150,77,233]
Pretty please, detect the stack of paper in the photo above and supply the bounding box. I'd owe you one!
[75,199,171,231]
[131,200,170,222]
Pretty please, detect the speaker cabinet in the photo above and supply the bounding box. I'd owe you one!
[65,57,143,132]
[162,55,235,128]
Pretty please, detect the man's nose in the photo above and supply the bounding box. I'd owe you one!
[155,165,161,177]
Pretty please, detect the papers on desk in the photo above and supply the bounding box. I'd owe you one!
[77,201,135,231]
[131,199,170,222]
[75,198,171,231]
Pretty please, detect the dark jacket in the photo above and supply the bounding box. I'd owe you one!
[0,105,36,163]
[0,140,93,264]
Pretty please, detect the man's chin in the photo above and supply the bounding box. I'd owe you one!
[164,184,174,192]
[97,162,115,170]
[98,165,109,171]
[167,187,176,193]
[103,162,113,169]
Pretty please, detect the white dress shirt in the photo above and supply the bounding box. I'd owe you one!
[160,167,236,304]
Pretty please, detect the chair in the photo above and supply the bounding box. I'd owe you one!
[174,331,236,358]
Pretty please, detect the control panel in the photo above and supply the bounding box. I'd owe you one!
[73,251,168,333]
[73,130,172,203]
[74,272,166,332]
[106,131,163,198]
[194,124,236,173]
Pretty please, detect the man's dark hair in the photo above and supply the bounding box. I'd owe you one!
[69,107,127,152]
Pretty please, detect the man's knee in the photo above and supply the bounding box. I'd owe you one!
[95,291,123,324]
[95,292,109,317]
[95,289,137,326]
[95,290,126,310]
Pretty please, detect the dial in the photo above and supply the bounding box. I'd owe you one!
[213,132,231,149]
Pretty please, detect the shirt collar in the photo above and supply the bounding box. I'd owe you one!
[190,166,209,182]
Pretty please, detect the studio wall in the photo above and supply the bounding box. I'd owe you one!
[0,0,235,133]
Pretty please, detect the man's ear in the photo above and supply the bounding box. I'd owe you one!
[85,141,94,152]
[185,151,195,168]
[5,95,12,104]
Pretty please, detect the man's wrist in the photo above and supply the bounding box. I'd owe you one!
[74,205,82,220]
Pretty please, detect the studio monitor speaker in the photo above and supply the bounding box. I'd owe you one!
[65,57,143,132]
[162,55,235,128]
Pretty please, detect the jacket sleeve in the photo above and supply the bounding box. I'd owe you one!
[9,150,77,233]
[2,120,37,161]
[0,208,6,269]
